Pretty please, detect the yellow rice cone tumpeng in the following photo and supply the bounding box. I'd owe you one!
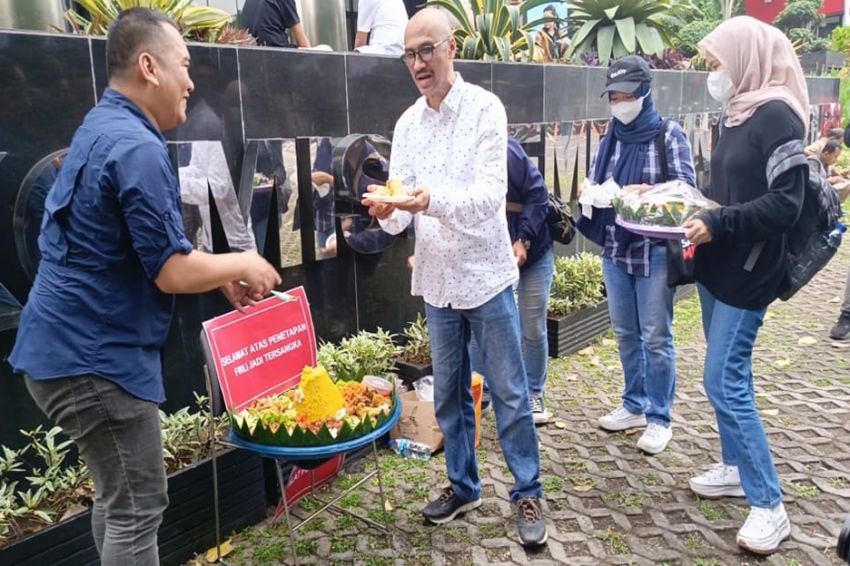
[293,365,345,423]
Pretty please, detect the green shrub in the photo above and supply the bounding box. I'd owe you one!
[548,252,605,317]
[399,313,431,365]
[318,329,401,382]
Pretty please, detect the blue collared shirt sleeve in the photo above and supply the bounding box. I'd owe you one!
[665,122,696,187]
[106,139,192,280]
[507,140,548,242]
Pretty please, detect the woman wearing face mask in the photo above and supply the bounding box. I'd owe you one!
[682,16,809,555]
[587,55,696,455]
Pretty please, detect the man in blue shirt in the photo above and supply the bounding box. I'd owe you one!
[9,9,280,564]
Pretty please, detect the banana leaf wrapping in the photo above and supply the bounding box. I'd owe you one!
[611,181,718,227]
[228,390,396,447]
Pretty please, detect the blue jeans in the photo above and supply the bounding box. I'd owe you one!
[425,286,542,502]
[25,375,168,565]
[603,244,676,426]
[471,248,555,398]
[698,285,782,508]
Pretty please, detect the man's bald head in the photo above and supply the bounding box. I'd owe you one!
[406,7,453,42]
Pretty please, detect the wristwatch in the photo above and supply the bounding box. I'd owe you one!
[516,238,532,251]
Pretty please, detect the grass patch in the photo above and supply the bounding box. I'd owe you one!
[696,499,724,521]
[672,295,703,346]
[479,522,505,539]
[339,492,363,508]
[302,517,325,532]
[331,535,357,553]
[569,475,596,490]
[368,508,390,524]
[641,472,665,487]
[444,526,474,544]
[606,491,646,508]
[600,526,629,554]
[685,534,704,550]
[336,514,358,529]
[367,534,390,550]
[543,476,564,492]
[295,539,317,555]
[254,540,288,562]
[299,496,321,513]
[656,454,684,468]
[830,477,849,489]
[792,483,820,498]
[693,559,721,566]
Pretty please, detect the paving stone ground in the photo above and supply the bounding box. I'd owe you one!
[205,244,850,566]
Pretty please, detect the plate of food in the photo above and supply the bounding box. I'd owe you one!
[229,365,396,447]
[611,180,716,240]
[365,178,414,203]
[615,217,688,239]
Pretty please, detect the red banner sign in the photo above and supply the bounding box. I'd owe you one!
[202,286,316,412]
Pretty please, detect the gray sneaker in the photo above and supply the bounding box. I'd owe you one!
[517,497,548,547]
[830,311,850,340]
[530,396,550,424]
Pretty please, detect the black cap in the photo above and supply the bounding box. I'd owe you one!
[600,55,652,97]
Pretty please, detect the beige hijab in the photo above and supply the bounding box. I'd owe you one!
[699,16,809,134]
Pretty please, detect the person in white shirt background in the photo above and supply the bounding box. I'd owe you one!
[354,0,408,55]
[362,8,547,548]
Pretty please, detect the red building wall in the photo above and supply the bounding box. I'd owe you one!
[744,0,842,24]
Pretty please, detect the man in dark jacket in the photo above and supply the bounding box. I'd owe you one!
[473,138,555,424]
[242,0,311,48]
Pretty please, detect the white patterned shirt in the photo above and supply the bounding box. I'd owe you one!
[379,74,518,309]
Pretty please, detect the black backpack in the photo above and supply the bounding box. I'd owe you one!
[547,145,577,245]
[778,151,843,300]
[742,140,843,300]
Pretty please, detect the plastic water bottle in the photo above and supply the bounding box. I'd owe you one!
[388,438,431,460]
[828,223,846,248]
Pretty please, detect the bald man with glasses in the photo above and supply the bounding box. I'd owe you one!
[363,8,547,548]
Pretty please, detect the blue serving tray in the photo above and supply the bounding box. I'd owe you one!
[227,398,402,459]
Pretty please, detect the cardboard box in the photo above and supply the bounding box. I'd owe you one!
[390,379,484,454]
[390,390,444,453]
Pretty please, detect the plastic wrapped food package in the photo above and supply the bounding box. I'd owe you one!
[578,178,620,216]
[612,181,718,227]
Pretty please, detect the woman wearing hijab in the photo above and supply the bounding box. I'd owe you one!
[588,56,696,454]
[683,16,809,555]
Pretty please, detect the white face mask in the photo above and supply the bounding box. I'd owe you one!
[610,94,646,125]
[707,70,735,103]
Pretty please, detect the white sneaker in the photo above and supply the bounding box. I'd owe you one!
[689,463,746,498]
[598,406,646,431]
[736,503,791,555]
[530,396,550,424]
[636,422,672,454]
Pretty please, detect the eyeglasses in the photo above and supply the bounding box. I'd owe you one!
[400,38,450,66]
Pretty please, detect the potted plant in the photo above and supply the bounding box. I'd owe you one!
[394,313,432,383]
[317,328,401,382]
[0,395,267,566]
[547,252,610,357]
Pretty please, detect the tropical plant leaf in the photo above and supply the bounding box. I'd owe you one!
[568,0,680,58]
[568,18,602,56]
[427,0,551,61]
[636,22,665,55]
[603,6,619,20]
[597,24,615,63]
[65,0,230,40]
[426,0,473,32]
[494,36,512,61]
[614,16,636,52]
[612,35,629,59]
